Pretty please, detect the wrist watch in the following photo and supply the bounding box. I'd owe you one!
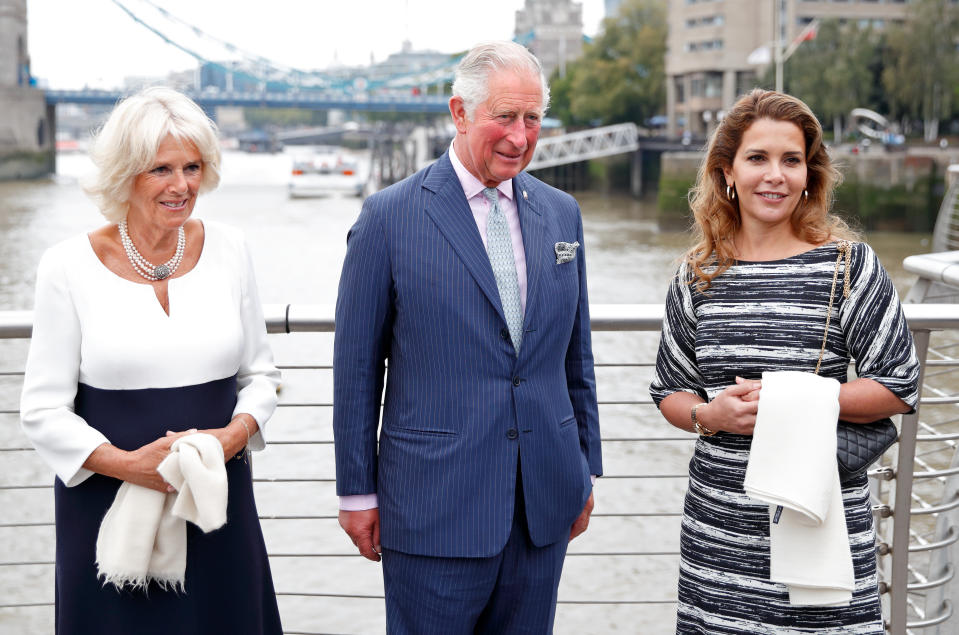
[691,403,716,436]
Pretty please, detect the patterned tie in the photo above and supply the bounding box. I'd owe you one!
[483,187,523,353]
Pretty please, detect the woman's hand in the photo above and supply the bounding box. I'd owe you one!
[696,377,762,436]
[83,429,197,493]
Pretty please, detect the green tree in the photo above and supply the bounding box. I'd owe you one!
[549,0,666,127]
[547,64,584,126]
[768,19,879,142]
[882,0,959,141]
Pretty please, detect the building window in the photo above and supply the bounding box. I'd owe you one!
[691,77,704,98]
[685,15,724,28]
[705,73,722,98]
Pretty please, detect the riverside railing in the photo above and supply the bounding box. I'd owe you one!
[1,304,957,634]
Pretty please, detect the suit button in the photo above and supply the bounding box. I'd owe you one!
[512,376,521,387]
[500,328,510,341]
[506,429,519,440]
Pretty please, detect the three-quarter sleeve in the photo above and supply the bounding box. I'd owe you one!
[231,238,280,450]
[20,246,109,486]
[840,243,921,410]
[649,262,705,407]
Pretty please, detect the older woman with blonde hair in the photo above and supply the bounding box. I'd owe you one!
[650,89,920,633]
[20,87,282,634]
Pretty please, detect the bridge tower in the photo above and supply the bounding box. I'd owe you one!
[0,0,54,179]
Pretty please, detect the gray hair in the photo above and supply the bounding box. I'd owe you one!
[452,41,550,121]
[83,86,221,223]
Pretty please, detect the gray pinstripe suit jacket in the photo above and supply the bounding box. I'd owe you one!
[333,152,602,558]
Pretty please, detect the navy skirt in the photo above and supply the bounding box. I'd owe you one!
[54,376,282,635]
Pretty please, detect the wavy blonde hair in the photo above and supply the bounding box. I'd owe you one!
[687,89,857,291]
[83,87,221,223]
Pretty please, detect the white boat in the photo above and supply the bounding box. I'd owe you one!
[287,146,367,198]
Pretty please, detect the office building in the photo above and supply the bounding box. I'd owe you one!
[666,0,910,137]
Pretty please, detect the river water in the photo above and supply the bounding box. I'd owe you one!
[0,150,933,634]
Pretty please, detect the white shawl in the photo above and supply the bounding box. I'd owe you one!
[95,433,228,591]
[743,371,855,606]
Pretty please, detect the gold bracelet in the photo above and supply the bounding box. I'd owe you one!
[691,403,716,436]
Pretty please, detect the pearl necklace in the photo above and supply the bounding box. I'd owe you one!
[118,219,186,281]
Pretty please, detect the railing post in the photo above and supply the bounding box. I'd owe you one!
[888,328,932,633]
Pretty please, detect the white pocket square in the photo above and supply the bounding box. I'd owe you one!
[555,241,580,264]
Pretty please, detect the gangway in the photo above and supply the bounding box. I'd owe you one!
[527,123,641,171]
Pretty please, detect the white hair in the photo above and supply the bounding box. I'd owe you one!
[452,41,550,121]
[83,86,221,223]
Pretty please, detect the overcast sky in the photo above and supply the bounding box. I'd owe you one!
[27,0,608,89]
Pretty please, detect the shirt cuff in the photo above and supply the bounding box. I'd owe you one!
[339,493,378,511]
[591,474,597,485]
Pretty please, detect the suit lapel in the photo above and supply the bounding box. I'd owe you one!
[421,153,507,323]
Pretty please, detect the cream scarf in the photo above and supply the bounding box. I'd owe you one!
[95,433,228,591]
[744,371,855,606]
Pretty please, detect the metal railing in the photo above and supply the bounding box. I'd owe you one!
[1,304,958,634]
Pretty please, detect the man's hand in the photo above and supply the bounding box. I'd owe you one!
[569,492,594,541]
[339,508,381,562]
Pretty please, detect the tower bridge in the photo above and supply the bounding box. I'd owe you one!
[3,0,656,184]
[43,88,453,114]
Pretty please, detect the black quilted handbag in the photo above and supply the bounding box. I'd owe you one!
[836,418,898,482]
[818,242,899,483]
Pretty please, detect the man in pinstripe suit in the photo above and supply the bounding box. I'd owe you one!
[333,40,602,633]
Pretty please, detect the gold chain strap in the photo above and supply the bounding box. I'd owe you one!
[815,240,852,375]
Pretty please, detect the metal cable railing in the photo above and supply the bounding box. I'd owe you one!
[1,304,958,634]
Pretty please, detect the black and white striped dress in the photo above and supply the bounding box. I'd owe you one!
[649,242,920,634]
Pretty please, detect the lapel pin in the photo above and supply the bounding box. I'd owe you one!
[522,190,528,200]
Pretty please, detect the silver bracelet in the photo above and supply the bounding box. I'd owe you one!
[238,418,252,445]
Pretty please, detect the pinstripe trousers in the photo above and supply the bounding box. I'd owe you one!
[381,465,569,634]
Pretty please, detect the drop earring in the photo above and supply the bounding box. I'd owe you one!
[726,185,736,201]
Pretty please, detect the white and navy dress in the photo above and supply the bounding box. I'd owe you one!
[649,242,920,634]
[20,221,283,635]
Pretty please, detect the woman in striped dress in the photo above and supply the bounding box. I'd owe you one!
[649,89,920,633]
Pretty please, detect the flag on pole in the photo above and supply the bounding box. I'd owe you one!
[782,19,820,62]
[792,21,819,45]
